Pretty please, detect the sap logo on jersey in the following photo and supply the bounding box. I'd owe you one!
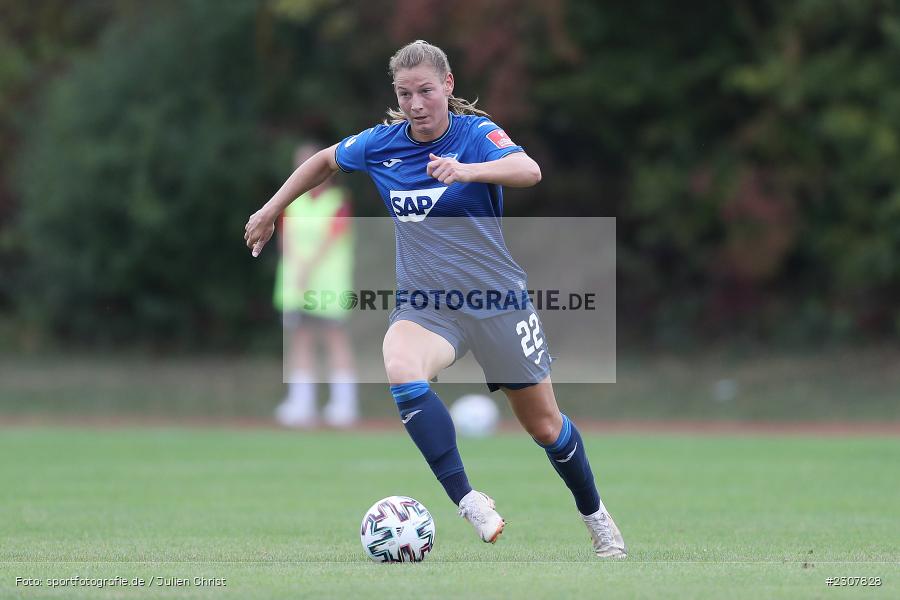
[390,187,447,222]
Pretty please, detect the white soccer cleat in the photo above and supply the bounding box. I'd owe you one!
[581,508,627,558]
[274,398,317,429]
[458,490,505,543]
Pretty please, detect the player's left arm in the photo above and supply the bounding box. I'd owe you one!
[427,151,541,188]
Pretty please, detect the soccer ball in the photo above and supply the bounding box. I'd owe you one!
[359,496,435,562]
[450,394,500,438]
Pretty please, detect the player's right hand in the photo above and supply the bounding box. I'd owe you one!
[244,209,275,257]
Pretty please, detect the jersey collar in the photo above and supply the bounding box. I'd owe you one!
[404,111,454,145]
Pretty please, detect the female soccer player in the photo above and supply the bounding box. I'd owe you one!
[244,40,626,558]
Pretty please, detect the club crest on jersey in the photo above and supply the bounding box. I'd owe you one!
[440,152,458,160]
[390,187,447,222]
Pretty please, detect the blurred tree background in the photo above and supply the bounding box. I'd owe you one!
[1,0,899,351]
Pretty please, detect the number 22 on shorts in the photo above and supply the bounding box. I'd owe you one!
[516,313,545,364]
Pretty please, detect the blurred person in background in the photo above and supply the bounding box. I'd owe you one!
[273,143,358,428]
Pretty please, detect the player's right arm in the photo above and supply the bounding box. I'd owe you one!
[244,143,340,257]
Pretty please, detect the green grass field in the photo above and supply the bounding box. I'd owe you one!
[1,428,898,598]
[3,348,900,422]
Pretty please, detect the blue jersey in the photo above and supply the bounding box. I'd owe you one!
[335,112,529,318]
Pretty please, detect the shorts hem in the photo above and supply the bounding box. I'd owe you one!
[486,379,542,393]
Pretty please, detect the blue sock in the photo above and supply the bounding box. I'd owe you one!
[538,414,601,515]
[391,381,472,505]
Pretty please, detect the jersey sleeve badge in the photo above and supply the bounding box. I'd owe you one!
[486,129,515,149]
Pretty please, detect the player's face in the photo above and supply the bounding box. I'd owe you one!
[394,64,454,142]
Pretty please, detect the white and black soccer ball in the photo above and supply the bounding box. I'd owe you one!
[360,496,435,562]
[450,394,500,438]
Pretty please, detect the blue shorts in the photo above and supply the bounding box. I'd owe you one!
[389,305,552,392]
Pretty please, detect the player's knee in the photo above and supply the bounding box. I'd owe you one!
[527,419,562,446]
[383,355,426,385]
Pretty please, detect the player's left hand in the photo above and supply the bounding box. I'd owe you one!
[427,153,475,184]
